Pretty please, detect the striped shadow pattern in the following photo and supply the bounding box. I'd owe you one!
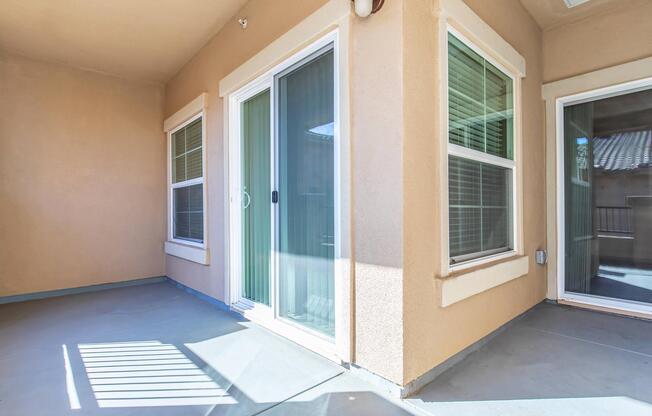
[78,341,236,408]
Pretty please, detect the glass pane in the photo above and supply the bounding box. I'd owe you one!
[448,35,485,152]
[172,118,202,183]
[172,129,186,183]
[185,119,202,150]
[242,90,271,306]
[186,148,202,180]
[564,87,652,304]
[173,184,203,243]
[449,156,513,264]
[448,34,513,159]
[277,47,335,337]
[486,62,513,159]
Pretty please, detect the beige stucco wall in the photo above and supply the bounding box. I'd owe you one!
[164,0,548,387]
[0,52,166,296]
[401,0,547,384]
[164,0,408,382]
[351,0,405,384]
[543,0,652,83]
[164,0,328,301]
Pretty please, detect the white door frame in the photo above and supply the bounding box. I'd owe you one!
[226,30,349,362]
[555,76,652,317]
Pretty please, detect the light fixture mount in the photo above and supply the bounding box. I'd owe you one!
[563,0,591,8]
[352,0,385,18]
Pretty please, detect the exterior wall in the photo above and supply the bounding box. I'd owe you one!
[543,0,652,83]
[0,52,166,296]
[543,1,652,302]
[165,0,406,382]
[164,0,547,387]
[164,0,328,301]
[351,0,405,384]
[402,0,547,384]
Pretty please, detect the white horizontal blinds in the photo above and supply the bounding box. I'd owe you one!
[172,118,203,183]
[173,184,203,242]
[449,157,512,261]
[449,157,482,256]
[448,34,513,159]
[171,117,204,243]
[448,33,514,265]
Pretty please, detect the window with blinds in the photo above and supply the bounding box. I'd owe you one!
[170,117,204,244]
[448,33,515,265]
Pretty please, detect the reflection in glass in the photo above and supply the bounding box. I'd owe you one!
[277,47,335,337]
[564,87,652,304]
[241,90,271,305]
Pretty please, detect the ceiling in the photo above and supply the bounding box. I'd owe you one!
[0,0,248,83]
[519,0,648,30]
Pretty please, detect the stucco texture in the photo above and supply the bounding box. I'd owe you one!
[0,52,166,296]
[163,0,328,301]
[542,0,652,83]
[401,0,547,384]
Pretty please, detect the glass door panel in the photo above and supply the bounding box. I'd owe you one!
[277,47,335,337]
[564,87,652,305]
[242,90,271,305]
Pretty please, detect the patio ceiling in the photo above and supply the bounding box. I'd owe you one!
[0,0,247,82]
[519,0,649,29]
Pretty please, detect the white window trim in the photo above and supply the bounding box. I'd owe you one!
[553,76,652,318]
[444,26,521,273]
[223,26,350,364]
[164,94,209,265]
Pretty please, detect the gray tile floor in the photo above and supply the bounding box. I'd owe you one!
[408,302,652,416]
[0,282,417,416]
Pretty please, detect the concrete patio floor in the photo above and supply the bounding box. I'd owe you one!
[0,282,417,416]
[408,302,652,416]
[2,281,651,416]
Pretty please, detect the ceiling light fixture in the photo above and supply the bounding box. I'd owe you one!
[563,0,591,8]
[352,0,385,18]
[238,18,248,29]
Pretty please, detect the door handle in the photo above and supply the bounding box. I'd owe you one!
[243,190,251,209]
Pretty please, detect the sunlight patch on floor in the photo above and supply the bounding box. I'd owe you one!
[78,341,236,408]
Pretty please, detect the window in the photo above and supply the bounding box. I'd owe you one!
[170,115,204,245]
[447,32,516,266]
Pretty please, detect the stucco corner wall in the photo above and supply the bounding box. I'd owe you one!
[351,0,406,384]
[401,0,547,385]
[0,52,166,296]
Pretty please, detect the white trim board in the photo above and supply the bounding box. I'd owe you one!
[164,94,209,264]
[438,256,529,307]
[218,0,350,97]
[437,0,526,77]
[165,241,209,265]
[164,93,207,132]
[544,59,652,317]
[223,26,352,364]
[542,56,652,100]
[439,20,525,277]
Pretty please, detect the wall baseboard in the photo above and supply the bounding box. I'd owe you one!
[0,276,167,305]
[164,277,233,314]
[399,301,541,398]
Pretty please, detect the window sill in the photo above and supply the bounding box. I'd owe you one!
[164,241,209,265]
[436,255,529,307]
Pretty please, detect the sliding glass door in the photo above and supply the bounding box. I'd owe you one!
[561,84,652,312]
[277,48,335,337]
[234,43,336,339]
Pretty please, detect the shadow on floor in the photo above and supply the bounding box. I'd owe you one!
[1,282,376,416]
